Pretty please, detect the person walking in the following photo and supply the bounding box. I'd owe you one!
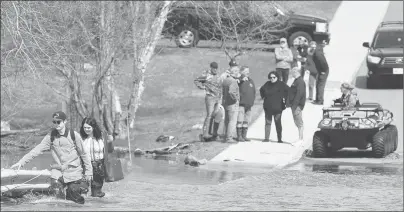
[259,71,289,143]
[236,66,256,142]
[287,67,306,142]
[222,66,241,143]
[312,44,329,105]
[194,62,222,141]
[275,37,293,82]
[79,117,107,198]
[10,111,93,204]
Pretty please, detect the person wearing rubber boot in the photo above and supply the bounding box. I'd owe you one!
[10,111,93,204]
[287,67,306,143]
[203,102,225,142]
[80,117,106,198]
[222,66,241,143]
[259,71,289,143]
[194,62,222,142]
[236,66,256,142]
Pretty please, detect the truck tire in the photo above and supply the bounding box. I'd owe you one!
[386,125,398,152]
[312,131,328,158]
[288,31,312,46]
[372,130,388,158]
[175,27,199,48]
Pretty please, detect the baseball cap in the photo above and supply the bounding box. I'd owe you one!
[341,82,354,90]
[229,59,238,67]
[210,62,218,69]
[52,111,67,121]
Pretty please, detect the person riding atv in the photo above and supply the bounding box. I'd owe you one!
[333,82,360,108]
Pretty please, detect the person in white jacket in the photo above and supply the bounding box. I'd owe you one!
[275,37,294,82]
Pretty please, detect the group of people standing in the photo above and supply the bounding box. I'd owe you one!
[194,60,256,143]
[195,37,330,143]
[276,37,330,105]
[10,112,108,204]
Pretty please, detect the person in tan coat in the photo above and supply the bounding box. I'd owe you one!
[11,111,93,204]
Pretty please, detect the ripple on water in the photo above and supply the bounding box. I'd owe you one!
[1,157,402,211]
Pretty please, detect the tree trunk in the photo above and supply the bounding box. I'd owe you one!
[127,1,174,128]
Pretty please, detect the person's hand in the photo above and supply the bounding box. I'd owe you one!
[61,164,68,171]
[85,175,93,182]
[50,164,62,170]
[320,72,326,75]
[10,163,22,170]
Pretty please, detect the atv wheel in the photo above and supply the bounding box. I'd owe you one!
[372,129,388,158]
[312,131,329,158]
[175,27,199,48]
[386,125,398,152]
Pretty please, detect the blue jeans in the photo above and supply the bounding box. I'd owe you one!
[237,106,252,128]
[203,95,220,137]
[224,104,239,140]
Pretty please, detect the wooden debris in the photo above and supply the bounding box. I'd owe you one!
[1,184,50,193]
[1,129,40,137]
[1,169,51,179]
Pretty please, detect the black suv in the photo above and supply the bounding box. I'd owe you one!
[362,21,404,88]
[163,2,331,48]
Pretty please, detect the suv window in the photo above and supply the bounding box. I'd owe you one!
[373,30,403,48]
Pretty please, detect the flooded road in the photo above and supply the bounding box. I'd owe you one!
[1,151,402,211]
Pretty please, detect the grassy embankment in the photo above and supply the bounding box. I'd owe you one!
[1,1,341,161]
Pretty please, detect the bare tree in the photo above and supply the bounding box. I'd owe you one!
[1,1,175,141]
[191,1,290,51]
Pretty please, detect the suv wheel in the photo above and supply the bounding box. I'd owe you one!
[175,27,199,48]
[288,31,312,46]
[312,131,329,158]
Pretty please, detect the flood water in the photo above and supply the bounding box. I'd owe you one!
[1,150,403,211]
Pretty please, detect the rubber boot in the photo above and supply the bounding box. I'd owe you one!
[91,186,105,198]
[210,122,220,141]
[236,127,245,142]
[242,127,250,141]
[263,124,270,142]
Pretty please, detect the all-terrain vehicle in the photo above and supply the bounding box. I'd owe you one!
[312,102,398,158]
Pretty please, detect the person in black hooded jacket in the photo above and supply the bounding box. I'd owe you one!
[259,71,289,143]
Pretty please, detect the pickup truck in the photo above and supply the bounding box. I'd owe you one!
[162,2,331,48]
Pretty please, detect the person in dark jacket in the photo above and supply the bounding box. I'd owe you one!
[301,41,318,101]
[222,66,241,143]
[312,45,329,105]
[236,66,256,142]
[287,67,306,141]
[259,71,289,143]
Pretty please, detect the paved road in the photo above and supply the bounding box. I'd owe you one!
[352,0,403,153]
